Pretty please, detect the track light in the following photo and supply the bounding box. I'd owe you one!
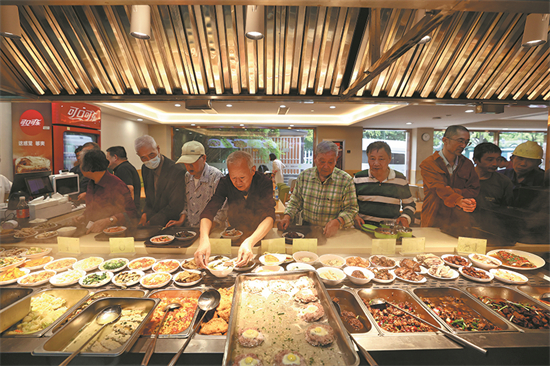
[245,5,264,40]
[415,9,432,45]
[0,6,21,39]
[522,13,548,47]
[130,5,150,40]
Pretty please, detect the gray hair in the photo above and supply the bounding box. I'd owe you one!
[227,150,254,169]
[134,135,157,152]
[316,141,338,155]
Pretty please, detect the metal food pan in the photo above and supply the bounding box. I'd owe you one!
[0,287,33,310]
[48,289,148,336]
[143,288,204,338]
[195,284,234,340]
[412,287,517,333]
[466,286,550,332]
[356,288,447,335]
[326,289,378,336]
[516,285,550,306]
[1,288,89,337]
[222,270,359,366]
[33,297,159,357]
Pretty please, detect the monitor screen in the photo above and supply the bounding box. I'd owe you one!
[25,176,53,197]
[54,175,79,195]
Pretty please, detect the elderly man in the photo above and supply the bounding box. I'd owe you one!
[278,141,358,237]
[473,142,513,209]
[354,141,416,227]
[195,151,275,268]
[75,142,100,200]
[420,125,480,228]
[166,141,225,228]
[74,149,138,233]
[106,146,141,212]
[135,135,186,227]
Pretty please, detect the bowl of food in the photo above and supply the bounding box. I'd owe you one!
[103,226,127,236]
[254,265,284,274]
[149,235,175,245]
[282,231,304,244]
[469,253,502,270]
[175,230,196,241]
[207,259,235,277]
[374,227,398,239]
[259,253,286,266]
[344,266,374,285]
[293,251,318,264]
[316,267,345,286]
[318,254,345,268]
[286,262,315,272]
[173,269,203,286]
[221,227,243,241]
[57,226,77,237]
[396,226,413,238]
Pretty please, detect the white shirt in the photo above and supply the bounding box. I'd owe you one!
[0,175,12,204]
[272,159,285,184]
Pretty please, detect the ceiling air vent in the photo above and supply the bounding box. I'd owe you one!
[185,100,212,110]
[475,104,504,114]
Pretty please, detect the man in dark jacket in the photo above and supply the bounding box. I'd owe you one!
[106,146,142,212]
[134,135,186,227]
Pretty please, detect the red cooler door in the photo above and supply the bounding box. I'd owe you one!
[52,126,101,173]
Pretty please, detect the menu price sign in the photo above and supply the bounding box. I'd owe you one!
[210,239,232,257]
[371,239,396,256]
[292,239,317,254]
[109,237,135,254]
[401,237,425,254]
[261,238,286,254]
[58,237,80,254]
[456,237,487,255]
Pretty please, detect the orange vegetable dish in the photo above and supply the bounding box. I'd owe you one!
[0,267,27,282]
[143,296,199,335]
[154,261,179,272]
[129,258,155,270]
[21,257,52,268]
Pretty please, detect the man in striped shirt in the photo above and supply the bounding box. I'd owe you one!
[354,141,416,227]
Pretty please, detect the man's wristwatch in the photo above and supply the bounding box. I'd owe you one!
[109,216,115,224]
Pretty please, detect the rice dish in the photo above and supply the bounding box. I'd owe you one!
[294,288,318,303]
[238,328,265,347]
[233,353,264,366]
[299,303,324,322]
[304,324,335,346]
[273,350,307,366]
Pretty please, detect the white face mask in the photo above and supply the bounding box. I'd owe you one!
[144,154,161,170]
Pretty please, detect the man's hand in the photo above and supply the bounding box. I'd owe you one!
[323,219,340,238]
[73,215,85,225]
[236,238,254,267]
[194,237,211,269]
[138,213,148,227]
[166,215,185,228]
[354,215,365,228]
[77,192,86,201]
[277,214,291,231]
[458,198,476,213]
[396,217,409,227]
[86,218,110,234]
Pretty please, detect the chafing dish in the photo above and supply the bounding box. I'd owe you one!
[326,289,378,336]
[0,287,33,310]
[517,285,550,306]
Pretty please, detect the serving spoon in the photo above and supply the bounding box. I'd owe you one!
[539,292,550,302]
[60,305,122,366]
[369,298,487,354]
[168,289,221,366]
[141,302,181,366]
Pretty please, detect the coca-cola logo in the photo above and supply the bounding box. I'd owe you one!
[67,106,99,122]
[19,110,44,136]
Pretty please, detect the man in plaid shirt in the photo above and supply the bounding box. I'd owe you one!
[278,141,358,237]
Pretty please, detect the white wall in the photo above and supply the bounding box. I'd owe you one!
[0,102,13,180]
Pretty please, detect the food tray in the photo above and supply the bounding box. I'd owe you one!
[516,285,550,306]
[0,288,33,310]
[356,288,447,335]
[465,286,550,332]
[143,288,204,338]
[222,270,359,366]
[0,288,89,337]
[326,289,378,336]
[33,297,159,357]
[411,287,518,333]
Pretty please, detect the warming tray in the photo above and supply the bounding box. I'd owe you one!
[222,270,360,366]
[516,285,550,306]
[412,287,518,333]
[0,287,33,310]
[1,288,89,337]
[326,289,378,336]
[33,297,159,357]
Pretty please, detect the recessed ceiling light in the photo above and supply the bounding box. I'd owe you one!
[226,104,233,107]
[329,106,336,109]
[289,125,294,127]
[239,124,244,126]
[280,105,286,108]
[503,128,509,130]
[175,103,181,107]
[528,104,548,108]
[406,122,412,125]
[191,124,196,126]
[465,109,474,113]
[311,110,314,112]
[137,118,143,121]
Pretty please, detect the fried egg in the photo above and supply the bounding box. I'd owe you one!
[282,353,301,365]
[310,326,329,336]
[304,305,318,314]
[242,329,259,339]
[239,356,260,366]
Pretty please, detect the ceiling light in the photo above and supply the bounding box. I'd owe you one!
[191,124,196,126]
[0,6,21,39]
[329,106,336,109]
[289,125,294,127]
[226,104,233,107]
[465,109,474,113]
[245,5,264,40]
[528,104,548,108]
[137,118,143,121]
[503,128,509,130]
[406,122,412,125]
[175,104,181,107]
[414,9,432,45]
[280,105,286,108]
[239,124,244,126]
[130,5,150,40]
[522,14,548,47]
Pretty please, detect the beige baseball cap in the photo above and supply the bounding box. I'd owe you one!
[176,141,205,164]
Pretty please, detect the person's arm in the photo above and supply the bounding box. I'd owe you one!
[420,159,464,208]
[195,218,213,268]
[399,183,417,225]
[236,216,274,266]
[166,213,186,228]
[282,175,304,220]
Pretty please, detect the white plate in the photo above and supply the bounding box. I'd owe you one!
[396,259,428,274]
[486,249,545,270]
[368,255,397,269]
[490,268,529,285]
[149,235,175,245]
[391,269,427,284]
[459,266,494,283]
[0,257,27,272]
[468,253,501,270]
[180,258,202,271]
[153,259,181,273]
[17,270,56,286]
[0,267,30,285]
[50,269,86,286]
[112,270,145,287]
[128,257,157,271]
[140,272,172,289]
[427,267,459,280]
[441,254,471,268]
[72,257,104,272]
[99,258,129,272]
[259,253,286,266]
[254,265,284,273]
[22,247,52,259]
[344,256,371,268]
[232,258,257,272]
[173,269,203,286]
[34,231,58,240]
[20,256,54,271]
[287,263,316,272]
[44,257,78,272]
[79,271,114,287]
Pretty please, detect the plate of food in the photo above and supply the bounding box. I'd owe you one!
[20,256,54,271]
[99,257,129,272]
[153,259,181,273]
[33,222,59,232]
[72,257,104,272]
[415,253,444,268]
[441,254,471,268]
[103,226,127,236]
[459,266,493,282]
[345,256,370,268]
[368,255,397,269]
[392,268,427,283]
[18,270,56,286]
[259,253,286,266]
[396,258,428,274]
[149,235,175,245]
[468,253,501,270]
[175,230,197,241]
[221,227,243,241]
[292,251,318,264]
[207,259,235,277]
[44,257,78,272]
[233,258,257,272]
[318,254,346,268]
[140,272,172,289]
[0,256,26,272]
[0,267,30,285]
[371,268,396,283]
[427,265,459,280]
[50,269,86,286]
[0,248,28,257]
[490,268,529,285]
[181,258,201,270]
[486,249,544,270]
[22,246,52,259]
[254,265,284,274]
[13,228,38,239]
[316,267,345,285]
[128,257,156,271]
[173,269,203,286]
[79,271,113,287]
[112,270,145,287]
[34,231,59,240]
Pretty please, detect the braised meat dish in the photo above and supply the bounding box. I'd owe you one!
[363,300,432,333]
[394,267,424,282]
[370,256,395,268]
[475,296,549,329]
[399,258,421,272]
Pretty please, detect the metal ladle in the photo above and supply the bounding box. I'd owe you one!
[168,289,221,366]
[60,305,122,366]
[332,301,378,366]
[540,292,550,302]
[369,298,487,354]
[141,302,182,366]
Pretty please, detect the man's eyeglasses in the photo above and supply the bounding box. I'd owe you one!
[447,137,471,147]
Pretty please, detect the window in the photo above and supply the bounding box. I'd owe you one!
[433,131,494,159]
[362,129,410,177]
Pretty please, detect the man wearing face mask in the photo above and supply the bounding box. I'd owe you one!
[134,135,186,227]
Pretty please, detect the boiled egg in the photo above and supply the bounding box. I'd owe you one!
[305,305,318,314]
[282,353,301,365]
[242,329,259,339]
[310,326,328,336]
[239,356,260,366]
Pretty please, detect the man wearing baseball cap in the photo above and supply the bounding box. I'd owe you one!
[166,141,225,228]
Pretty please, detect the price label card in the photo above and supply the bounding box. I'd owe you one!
[371,239,396,255]
[109,237,135,254]
[292,239,317,254]
[457,237,487,254]
[57,237,80,254]
[210,239,232,257]
[401,237,425,254]
[261,238,286,254]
